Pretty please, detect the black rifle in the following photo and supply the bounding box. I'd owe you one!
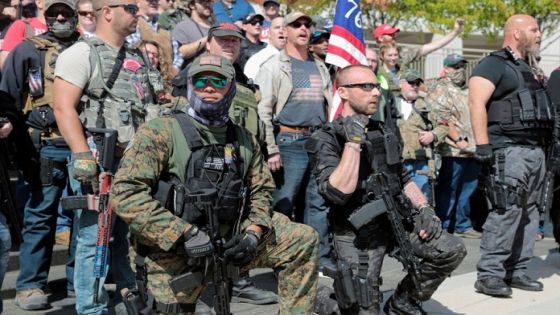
[347,174,422,290]
[173,188,237,315]
[0,117,22,245]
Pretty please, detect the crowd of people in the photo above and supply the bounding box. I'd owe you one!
[0,0,557,314]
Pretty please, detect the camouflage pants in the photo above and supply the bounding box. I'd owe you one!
[131,212,319,315]
[332,217,466,314]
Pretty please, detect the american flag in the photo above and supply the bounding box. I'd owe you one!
[325,0,368,121]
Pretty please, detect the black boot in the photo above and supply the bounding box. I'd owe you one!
[231,277,278,305]
[474,277,512,297]
[382,291,426,315]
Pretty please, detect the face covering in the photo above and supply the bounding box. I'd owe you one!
[48,18,77,39]
[447,68,466,87]
[187,82,236,126]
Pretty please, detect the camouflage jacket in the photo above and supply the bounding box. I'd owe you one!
[396,95,448,160]
[426,77,475,158]
[111,116,275,252]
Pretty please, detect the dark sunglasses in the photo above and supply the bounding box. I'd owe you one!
[450,63,467,70]
[78,11,94,17]
[192,76,229,89]
[341,83,381,92]
[45,8,75,19]
[407,80,422,87]
[98,4,139,15]
[249,20,263,26]
[289,20,312,29]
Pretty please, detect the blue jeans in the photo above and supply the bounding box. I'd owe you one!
[16,143,74,292]
[435,157,481,233]
[0,212,12,313]
[56,186,73,233]
[272,132,330,263]
[403,159,432,203]
[69,155,135,315]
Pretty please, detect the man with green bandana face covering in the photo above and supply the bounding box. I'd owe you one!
[110,54,320,315]
[0,0,80,310]
[426,54,482,239]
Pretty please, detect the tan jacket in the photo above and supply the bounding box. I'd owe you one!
[255,50,333,155]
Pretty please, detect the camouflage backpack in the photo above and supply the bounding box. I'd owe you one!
[229,82,266,147]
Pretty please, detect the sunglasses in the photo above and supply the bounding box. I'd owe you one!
[45,8,75,19]
[97,4,139,15]
[341,83,381,92]
[450,63,467,70]
[192,76,229,89]
[407,80,422,87]
[78,11,94,17]
[248,20,263,26]
[289,20,312,29]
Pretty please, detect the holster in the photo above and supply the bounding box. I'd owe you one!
[121,288,153,315]
[330,260,356,309]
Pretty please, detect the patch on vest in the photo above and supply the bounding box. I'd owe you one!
[204,156,225,171]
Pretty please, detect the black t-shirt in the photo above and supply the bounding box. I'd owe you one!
[471,54,521,101]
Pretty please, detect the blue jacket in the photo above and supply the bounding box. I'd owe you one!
[213,0,255,23]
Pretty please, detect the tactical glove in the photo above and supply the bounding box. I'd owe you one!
[73,151,98,184]
[342,114,369,143]
[413,206,442,241]
[183,225,214,258]
[223,230,259,266]
[475,144,494,164]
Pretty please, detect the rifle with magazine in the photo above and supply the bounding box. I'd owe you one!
[0,117,22,245]
[61,128,117,304]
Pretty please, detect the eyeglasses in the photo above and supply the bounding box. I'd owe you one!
[45,8,76,19]
[192,76,229,89]
[450,63,467,70]
[341,83,381,91]
[289,20,312,29]
[407,80,422,87]
[98,4,139,15]
[249,20,263,26]
[78,11,94,17]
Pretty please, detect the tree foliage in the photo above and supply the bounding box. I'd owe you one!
[289,0,560,38]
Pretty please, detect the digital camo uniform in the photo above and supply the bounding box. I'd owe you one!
[397,93,448,202]
[111,116,319,315]
[306,117,466,314]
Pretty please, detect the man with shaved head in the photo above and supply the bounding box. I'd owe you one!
[306,64,465,314]
[469,14,551,297]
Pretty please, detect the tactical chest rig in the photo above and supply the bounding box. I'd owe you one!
[486,48,553,145]
[155,113,249,229]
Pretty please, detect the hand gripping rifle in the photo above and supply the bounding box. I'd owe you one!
[61,128,117,304]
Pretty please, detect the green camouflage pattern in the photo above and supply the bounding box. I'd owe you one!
[396,96,448,162]
[111,116,318,314]
[425,77,475,158]
[157,9,188,31]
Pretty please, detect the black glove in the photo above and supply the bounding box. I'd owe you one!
[413,206,442,241]
[475,144,494,164]
[223,230,259,266]
[342,114,369,143]
[183,226,214,258]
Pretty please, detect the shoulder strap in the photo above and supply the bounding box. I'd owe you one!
[23,20,33,39]
[173,111,204,149]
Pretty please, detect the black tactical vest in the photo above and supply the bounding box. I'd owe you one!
[155,113,246,227]
[486,48,553,146]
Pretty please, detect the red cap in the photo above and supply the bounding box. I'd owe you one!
[373,23,400,40]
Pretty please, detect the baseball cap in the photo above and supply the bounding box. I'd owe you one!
[373,23,400,40]
[242,13,264,24]
[263,0,280,6]
[443,54,467,67]
[188,54,235,81]
[208,23,244,40]
[283,11,312,27]
[45,0,75,12]
[404,69,423,83]
[309,30,330,44]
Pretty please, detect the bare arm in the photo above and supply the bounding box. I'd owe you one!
[328,142,361,194]
[418,19,464,57]
[178,37,207,60]
[468,76,495,145]
[403,180,429,209]
[52,77,89,153]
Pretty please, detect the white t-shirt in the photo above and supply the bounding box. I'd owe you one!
[54,41,94,88]
[243,45,279,81]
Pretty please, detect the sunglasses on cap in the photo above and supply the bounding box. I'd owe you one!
[97,4,139,15]
[341,83,381,92]
[192,76,229,89]
[289,20,312,29]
